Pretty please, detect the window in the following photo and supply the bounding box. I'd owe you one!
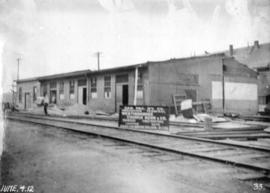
[59,81,64,100]
[137,85,143,99]
[33,86,37,101]
[43,84,47,96]
[185,89,197,102]
[90,77,97,98]
[116,74,128,83]
[19,87,22,103]
[259,96,266,105]
[78,79,86,86]
[104,76,111,99]
[69,80,75,99]
[137,72,143,99]
[50,81,57,89]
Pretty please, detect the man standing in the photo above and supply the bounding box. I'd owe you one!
[44,94,49,115]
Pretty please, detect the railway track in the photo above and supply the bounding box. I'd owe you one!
[14,111,268,130]
[176,130,270,140]
[240,115,270,122]
[6,113,270,174]
[14,111,269,132]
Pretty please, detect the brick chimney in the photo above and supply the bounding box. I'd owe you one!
[229,44,233,56]
[254,40,260,49]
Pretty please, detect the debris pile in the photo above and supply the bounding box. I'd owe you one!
[170,98,228,126]
[26,104,106,117]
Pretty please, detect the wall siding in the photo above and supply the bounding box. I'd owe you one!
[17,81,40,110]
[148,56,223,106]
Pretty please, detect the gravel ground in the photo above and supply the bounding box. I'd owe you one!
[0,120,265,193]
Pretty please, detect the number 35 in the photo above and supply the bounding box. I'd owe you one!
[253,183,264,191]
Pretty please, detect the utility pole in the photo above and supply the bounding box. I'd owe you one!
[94,52,102,71]
[11,83,16,108]
[17,57,21,80]
[222,58,225,115]
[15,57,21,108]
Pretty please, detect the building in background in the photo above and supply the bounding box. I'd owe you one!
[16,53,258,115]
[146,54,258,115]
[225,41,270,69]
[225,41,270,112]
[16,78,41,110]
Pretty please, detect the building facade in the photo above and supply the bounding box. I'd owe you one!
[16,54,258,115]
[225,41,270,112]
[16,79,40,110]
[147,54,258,114]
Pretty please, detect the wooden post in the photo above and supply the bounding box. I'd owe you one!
[172,95,178,116]
[133,67,138,105]
[222,58,225,115]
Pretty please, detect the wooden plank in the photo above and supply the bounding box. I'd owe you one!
[172,95,178,116]
[192,101,211,105]
[172,94,186,116]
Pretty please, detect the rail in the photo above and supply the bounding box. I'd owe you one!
[6,113,270,173]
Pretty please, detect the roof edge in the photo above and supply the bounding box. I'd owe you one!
[16,53,228,83]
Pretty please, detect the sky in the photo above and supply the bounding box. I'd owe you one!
[0,0,270,93]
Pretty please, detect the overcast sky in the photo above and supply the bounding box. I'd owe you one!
[0,0,270,92]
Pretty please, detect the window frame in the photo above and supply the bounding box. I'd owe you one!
[18,87,22,103]
[59,81,65,100]
[137,72,144,99]
[50,81,57,89]
[42,84,47,96]
[69,80,75,94]
[69,80,75,99]
[90,77,97,98]
[104,76,111,99]
[33,86,37,102]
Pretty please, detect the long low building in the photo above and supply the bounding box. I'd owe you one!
[16,53,258,115]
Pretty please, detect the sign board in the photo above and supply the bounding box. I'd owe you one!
[119,105,169,130]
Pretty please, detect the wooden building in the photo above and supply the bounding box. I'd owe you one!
[225,41,270,112]
[16,53,258,115]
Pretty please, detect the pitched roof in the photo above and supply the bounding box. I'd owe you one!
[16,69,92,83]
[16,52,249,83]
[37,69,91,81]
[146,53,225,64]
[16,77,39,83]
[16,64,146,83]
[225,42,270,69]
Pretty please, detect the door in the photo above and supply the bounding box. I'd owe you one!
[24,93,31,109]
[266,95,270,104]
[78,86,87,105]
[116,84,129,112]
[50,90,57,104]
[122,84,129,105]
[83,87,87,105]
[116,84,123,111]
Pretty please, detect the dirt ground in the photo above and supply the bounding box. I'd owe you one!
[0,120,267,193]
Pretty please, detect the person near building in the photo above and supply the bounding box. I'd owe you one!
[44,94,49,115]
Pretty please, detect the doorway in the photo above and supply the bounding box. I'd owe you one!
[116,84,129,112]
[24,93,31,109]
[50,90,57,104]
[266,95,270,104]
[78,86,87,105]
[122,84,129,105]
